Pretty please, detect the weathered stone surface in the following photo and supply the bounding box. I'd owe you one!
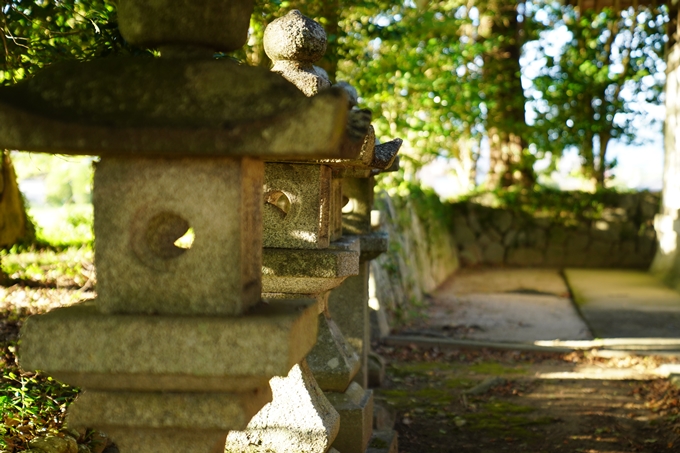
[306,314,361,392]
[95,157,262,316]
[335,81,358,107]
[544,245,565,267]
[372,139,402,170]
[491,210,513,233]
[327,383,374,453]
[566,232,589,251]
[503,229,518,247]
[506,247,544,266]
[482,242,505,265]
[99,429,227,453]
[330,174,344,241]
[367,351,386,388]
[586,240,613,267]
[0,60,354,159]
[263,163,331,249]
[117,0,253,51]
[343,177,374,235]
[329,261,370,388]
[67,389,270,432]
[526,228,547,249]
[19,299,318,392]
[459,243,482,266]
[372,404,396,431]
[262,236,360,294]
[28,436,77,453]
[225,360,340,453]
[591,220,620,243]
[366,429,398,453]
[359,231,389,261]
[453,223,476,245]
[265,10,327,67]
[264,10,330,97]
[548,226,568,246]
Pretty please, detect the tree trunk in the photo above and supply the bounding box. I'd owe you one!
[595,132,610,189]
[481,0,532,189]
[0,150,29,248]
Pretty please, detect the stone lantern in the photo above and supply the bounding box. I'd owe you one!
[0,1,362,452]
[225,10,400,453]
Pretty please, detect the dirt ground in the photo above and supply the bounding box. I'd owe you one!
[374,344,680,453]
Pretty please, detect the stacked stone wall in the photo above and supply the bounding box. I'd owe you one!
[451,192,659,268]
[370,191,459,326]
[371,190,659,330]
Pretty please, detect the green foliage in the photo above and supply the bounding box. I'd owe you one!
[1,245,93,283]
[459,184,652,225]
[0,368,79,451]
[0,0,146,86]
[529,2,667,187]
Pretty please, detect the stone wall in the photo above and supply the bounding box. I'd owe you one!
[370,189,660,332]
[370,190,459,329]
[450,192,659,269]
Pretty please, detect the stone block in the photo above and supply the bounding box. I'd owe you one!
[491,210,513,233]
[548,226,568,245]
[526,227,547,249]
[19,299,318,392]
[366,429,398,453]
[486,227,503,242]
[67,388,271,433]
[0,59,351,159]
[359,231,389,261]
[467,211,482,232]
[327,383,374,453]
[586,240,612,267]
[506,247,543,266]
[503,229,518,247]
[458,243,482,266]
[453,223,476,246]
[263,163,332,249]
[566,232,589,251]
[328,261,370,389]
[372,404,396,431]
[337,125,377,169]
[367,352,386,388]
[117,0,253,51]
[307,313,361,392]
[225,360,340,453]
[94,157,262,316]
[482,242,505,265]
[28,436,77,453]
[342,177,375,235]
[262,236,360,295]
[544,245,565,267]
[99,428,228,453]
[591,220,620,243]
[563,249,588,267]
[330,174,344,241]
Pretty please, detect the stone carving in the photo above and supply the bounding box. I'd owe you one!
[265,10,331,97]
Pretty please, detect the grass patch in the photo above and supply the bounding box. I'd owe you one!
[468,362,528,376]
[462,402,552,438]
[29,204,93,248]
